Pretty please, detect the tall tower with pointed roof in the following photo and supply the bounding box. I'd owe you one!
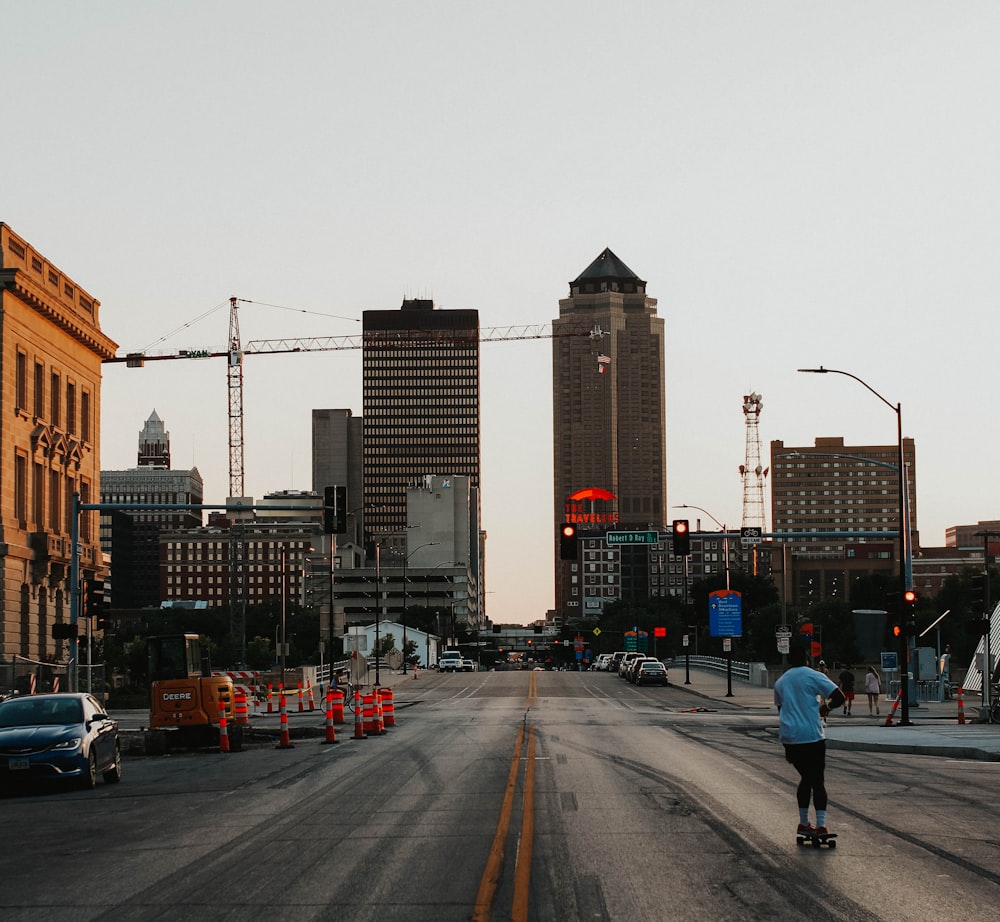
[137,409,170,468]
[552,248,667,618]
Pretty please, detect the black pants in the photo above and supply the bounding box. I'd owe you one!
[784,740,828,810]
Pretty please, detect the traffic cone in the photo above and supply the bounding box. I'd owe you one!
[297,683,304,713]
[332,688,345,724]
[307,681,316,712]
[412,663,418,680]
[276,692,294,749]
[323,689,338,744]
[218,699,231,753]
[374,689,386,734]
[884,690,902,727]
[267,684,274,714]
[353,688,367,739]
[957,686,966,725]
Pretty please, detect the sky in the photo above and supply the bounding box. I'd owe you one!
[4,3,999,625]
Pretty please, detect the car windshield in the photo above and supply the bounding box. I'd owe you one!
[0,697,83,727]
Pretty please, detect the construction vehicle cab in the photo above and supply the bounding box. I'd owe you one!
[148,634,242,751]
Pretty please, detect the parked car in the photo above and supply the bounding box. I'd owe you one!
[618,652,646,678]
[460,658,476,673]
[608,652,628,674]
[0,692,122,790]
[635,661,670,686]
[592,654,612,671]
[626,656,661,683]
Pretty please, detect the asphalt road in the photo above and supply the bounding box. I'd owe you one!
[2,670,998,921]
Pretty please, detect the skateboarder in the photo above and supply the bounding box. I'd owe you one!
[774,641,845,837]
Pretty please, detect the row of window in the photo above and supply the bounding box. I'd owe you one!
[12,453,93,538]
[14,350,92,441]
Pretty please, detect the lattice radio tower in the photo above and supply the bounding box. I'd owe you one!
[740,392,768,531]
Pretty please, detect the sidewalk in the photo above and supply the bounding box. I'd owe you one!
[675,667,1000,761]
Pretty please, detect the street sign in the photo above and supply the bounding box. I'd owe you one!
[777,637,790,654]
[776,626,792,638]
[592,627,602,637]
[606,531,659,545]
[723,637,732,652]
[709,590,743,637]
[740,526,763,547]
[682,634,690,647]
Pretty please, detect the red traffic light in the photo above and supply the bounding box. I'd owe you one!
[674,520,688,535]
[892,624,903,637]
[903,589,917,605]
[560,523,576,539]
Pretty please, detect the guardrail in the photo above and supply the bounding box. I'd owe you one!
[668,655,768,686]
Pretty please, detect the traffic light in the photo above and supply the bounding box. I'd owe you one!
[84,578,105,620]
[971,573,987,613]
[902,589,918,635]
[559,523,578,560]
[672,519,690,557]
[323,485,348,534]
[892,623,903,638]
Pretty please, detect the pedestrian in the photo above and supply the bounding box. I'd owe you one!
[838,665,856,716]
[864,666,881,716]
[774,640,845,837]
[816,659,829,677]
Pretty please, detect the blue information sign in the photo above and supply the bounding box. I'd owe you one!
[709,590,743,637]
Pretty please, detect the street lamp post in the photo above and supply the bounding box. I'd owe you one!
[402,541,440,671]
[675,504,734,696]
[798,365,912,726]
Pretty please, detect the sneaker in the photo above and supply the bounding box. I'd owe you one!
[813,826,830,836]
[796,823,816,835]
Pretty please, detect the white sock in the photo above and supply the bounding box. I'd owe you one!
[816,810,827,828]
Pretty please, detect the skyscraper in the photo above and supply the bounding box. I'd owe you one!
[362,298,482,556]
[552,248,666,616]
[101,411,203,609]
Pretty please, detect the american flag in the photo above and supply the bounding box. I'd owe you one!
[597,353,610,374]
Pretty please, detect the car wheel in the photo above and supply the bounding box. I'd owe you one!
[79,751,97,790]
[103,744,123,784]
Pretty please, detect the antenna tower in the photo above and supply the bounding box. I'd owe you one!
[740,392,768,531]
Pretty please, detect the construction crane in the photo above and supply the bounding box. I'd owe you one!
[104,297,594,658]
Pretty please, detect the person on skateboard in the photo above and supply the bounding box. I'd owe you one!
[774,641,846,838]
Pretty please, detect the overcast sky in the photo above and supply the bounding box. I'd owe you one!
[5,3,998,624]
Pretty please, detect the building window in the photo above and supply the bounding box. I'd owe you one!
[34,362,45,418]
[32,463,44,528]
[66,382,76,435]
[16,351,27,411]
[14,453,27,524]
[49,470,60,530]
[50,372,61,428]
[81,391,91,442]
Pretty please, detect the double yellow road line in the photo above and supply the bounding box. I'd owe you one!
[472,671,539,921]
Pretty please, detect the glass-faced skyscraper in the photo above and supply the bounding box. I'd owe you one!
[552,249,667,615]
[362,299,481,554]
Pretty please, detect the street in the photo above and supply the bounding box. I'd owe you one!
[1,669,998,921]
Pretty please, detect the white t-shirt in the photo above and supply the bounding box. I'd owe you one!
[774,666,840,744]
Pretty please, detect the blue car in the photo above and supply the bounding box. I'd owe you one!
[0,693,122,790]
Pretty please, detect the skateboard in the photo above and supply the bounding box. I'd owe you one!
[796,831,838,849]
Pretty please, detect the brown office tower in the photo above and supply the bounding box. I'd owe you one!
[552,248,667,618]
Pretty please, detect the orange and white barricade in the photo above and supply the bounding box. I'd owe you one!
[379,687,396,727]
[884,690,902,727]
[332,688,345,724]
[957,686,966,725]
[234,690,249,725]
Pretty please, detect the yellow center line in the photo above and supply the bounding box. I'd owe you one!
[472,724,525,922]
[512,724,536,922]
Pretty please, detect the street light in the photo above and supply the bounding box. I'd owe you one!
[402,541,440,670]
[674,504,734,696]
[797,365,911,726]
[674,504,731,590]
